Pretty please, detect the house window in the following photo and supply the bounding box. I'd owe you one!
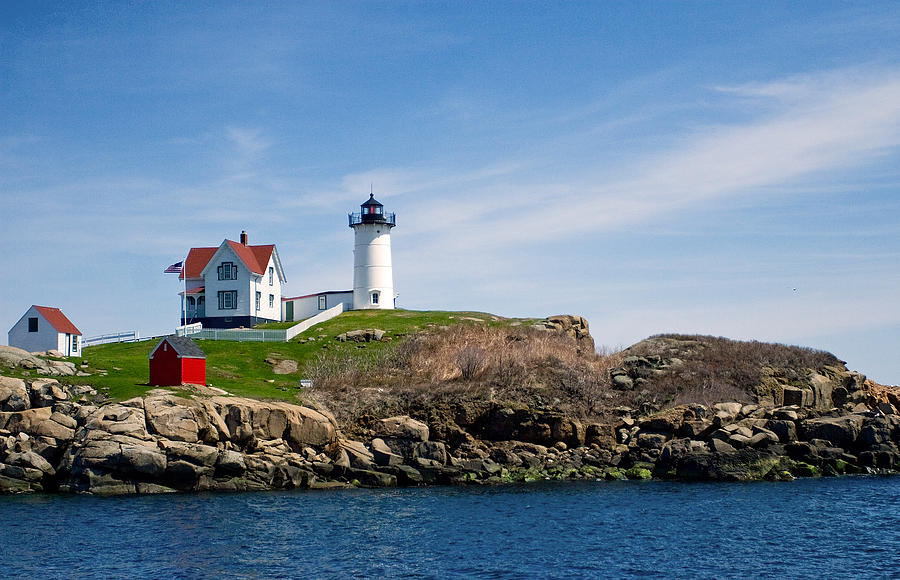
[72,335,78,352]
[28,317,38,332]
[318,295,327,310]
[217,262,238,280]
[218,290,237,310]
[269,294,274,308]
[255,291,261,311]
[371,292,379,305]
[269,267,274,286]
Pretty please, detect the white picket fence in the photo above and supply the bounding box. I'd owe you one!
[185,303,345,343]
[190,328,289,342]
[83,330,139,346]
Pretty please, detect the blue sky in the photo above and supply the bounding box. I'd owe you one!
[2,2,899,384]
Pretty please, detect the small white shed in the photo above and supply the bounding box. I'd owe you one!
[282,290,353,322]
[8,305,83,357]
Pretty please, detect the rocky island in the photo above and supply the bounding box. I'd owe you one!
[1,314,898,494]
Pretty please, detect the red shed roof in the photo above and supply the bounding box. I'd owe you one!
[180,240,275,280]
[33,306,82,335]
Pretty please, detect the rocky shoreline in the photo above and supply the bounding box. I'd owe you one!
[2,364,899,495]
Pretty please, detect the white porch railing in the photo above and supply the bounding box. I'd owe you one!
[176,322,203,337]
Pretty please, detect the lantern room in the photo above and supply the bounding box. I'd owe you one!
[349,193,396,226]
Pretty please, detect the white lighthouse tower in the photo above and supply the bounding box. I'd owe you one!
[349,193,396,310]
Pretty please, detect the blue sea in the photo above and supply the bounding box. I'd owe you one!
[2,477,899,579]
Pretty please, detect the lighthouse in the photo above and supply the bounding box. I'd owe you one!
[349,193,396,310]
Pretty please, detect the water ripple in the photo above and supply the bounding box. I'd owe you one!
[1,477,899,578]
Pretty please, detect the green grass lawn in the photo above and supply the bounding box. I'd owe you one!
[64,309,531,402]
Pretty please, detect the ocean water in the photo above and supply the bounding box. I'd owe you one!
[2,477,899,579]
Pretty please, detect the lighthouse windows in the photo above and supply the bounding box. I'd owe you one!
[371,292,380,305]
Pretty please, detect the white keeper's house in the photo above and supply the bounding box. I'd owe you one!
[180,231,286,328]
[175,194,397,329]
[8,305,83,356]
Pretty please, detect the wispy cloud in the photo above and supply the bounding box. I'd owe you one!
[376,66,900,254]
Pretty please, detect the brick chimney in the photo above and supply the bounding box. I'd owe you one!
[240,231,248,246]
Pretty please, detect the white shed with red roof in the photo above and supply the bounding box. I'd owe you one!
[8,305,83,357]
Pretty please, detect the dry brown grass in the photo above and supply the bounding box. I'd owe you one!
[304,324,624,430]
[628,334,842,408]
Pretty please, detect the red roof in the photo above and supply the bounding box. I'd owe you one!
[33,306,82,335]
[180,247,217,279]
[226,240,274,275]
[180,240,275,279]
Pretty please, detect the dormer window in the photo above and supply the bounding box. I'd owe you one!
[217,262,237,280]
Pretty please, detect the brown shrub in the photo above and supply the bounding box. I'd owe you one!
[303,323,624,429]
[627,334,842,408]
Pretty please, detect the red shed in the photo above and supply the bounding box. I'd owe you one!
[149,336,207,386]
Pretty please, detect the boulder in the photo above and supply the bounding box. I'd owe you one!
[336,329,386,342]
[537,315,595,350]
[612,375,634,391]
[766,419,798,443]
[215,450,247,476]
[413,441,448,466]
[340,439,375,469]
[211,398,336,449]
[374,416,429,442]
[640,407,692,434]
[271,359,298,375]
[783,386,813,408]
[284,406,336,448]
[636,432,667,450]
[29,379,69,408]
[67,433,167,480]
[159,440,219,467]
[709,439,737,453]
[0,346,52,374]
[85,404,150,439]
[713,402,743,421]
[31,416,75,441]
[0,407,53,434]
[346,468,397,488]
[5,450,55,475]
[370,438,403,467]
[144,395,201,443]
[801,415,864,448]
[585,424,616,448]
[0,377,30,411]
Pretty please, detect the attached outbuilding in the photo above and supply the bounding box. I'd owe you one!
[282,290,353,322]
[149,336,207,386]
[8,305,83,357]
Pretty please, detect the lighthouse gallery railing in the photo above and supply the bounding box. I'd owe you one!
[348,212,396,226]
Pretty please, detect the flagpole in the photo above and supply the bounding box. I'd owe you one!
[165,258,187,334]
[182,254,187,331]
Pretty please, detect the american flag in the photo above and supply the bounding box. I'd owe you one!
[164,261,183,274]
